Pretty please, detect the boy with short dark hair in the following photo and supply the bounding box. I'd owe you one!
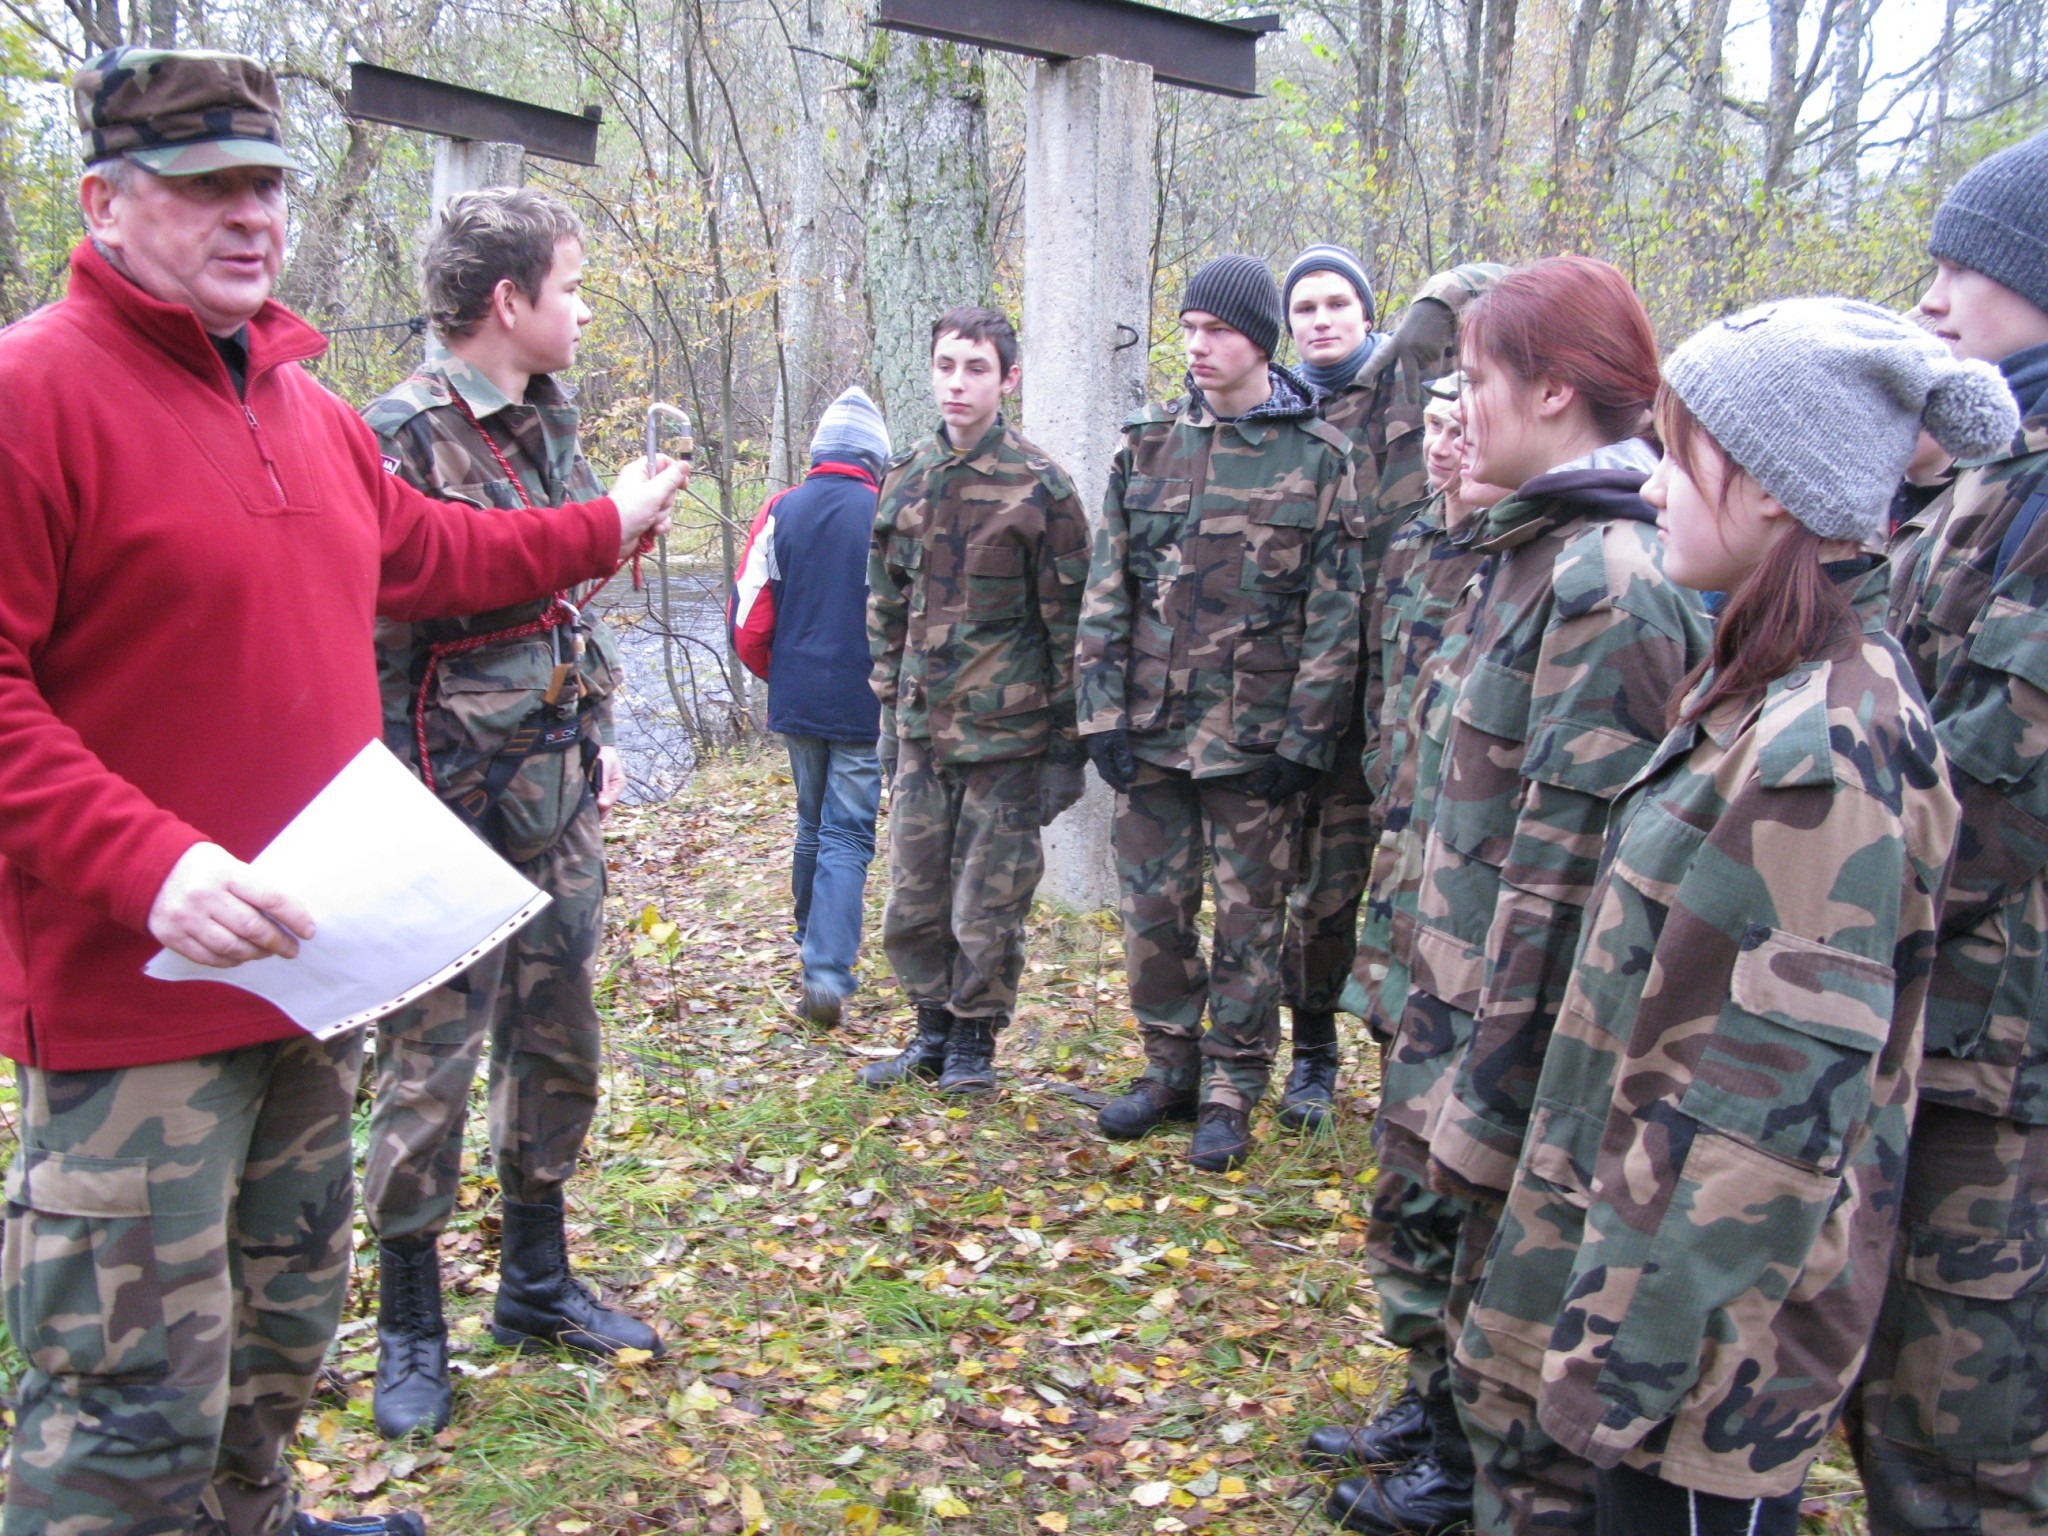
[864,307,1091,1095]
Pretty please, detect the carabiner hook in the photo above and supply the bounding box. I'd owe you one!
[645,403,694,474]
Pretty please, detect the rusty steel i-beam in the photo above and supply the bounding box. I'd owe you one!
[346,63,604,165]
[873,0,1280,99]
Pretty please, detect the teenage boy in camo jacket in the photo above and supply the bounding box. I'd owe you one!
[864,306,1092,1099]
[1275,249,1502,1133]
[1857,126,2048,1535]
[1078,254,1368,1174]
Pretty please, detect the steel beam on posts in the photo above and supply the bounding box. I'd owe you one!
[346,62,603,166]
[872,0,1279,99]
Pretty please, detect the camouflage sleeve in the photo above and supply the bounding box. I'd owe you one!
[1074,440,1138,737]
[1037,478,1093,739]
[1926,489,2048,929]
[586,622,622,747]
[1280,448,1366,771]
[370,416,442,769]
[1551,776,1924,1464]
[1437,534,1707,1194]
[867,479,909,737]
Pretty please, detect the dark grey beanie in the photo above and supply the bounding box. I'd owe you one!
[1930,130,2048,316]
[1665,296,2019,545]
[1284,244,1376,322]
[1182,255,1281,358]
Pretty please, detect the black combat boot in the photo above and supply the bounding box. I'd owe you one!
[1188,1101,1253,1172]
[1097,1076,1199,1139]
[1278,1010,1341,1131]
[937,1015,1000,1096]
[373,1235,452,1439]
[1301,1384,1432,1470]
[860,1003,953,1088]
[490,1195,665,1359]
[1325,1386,1475,1534]
[295,1514,427,1535]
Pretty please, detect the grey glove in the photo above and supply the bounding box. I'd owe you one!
[1087,728,1140,793]
[878,731,899,791]
[1388,295,1458,377]
[1245,752,1320,802]
[1038,759,1087,826]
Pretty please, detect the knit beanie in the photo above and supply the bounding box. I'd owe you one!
[1283,244,1376,323]
[809,386,892,475]
[1182,255,1281,359]
[1930,130,2048,318]
[1664,296,2019,545]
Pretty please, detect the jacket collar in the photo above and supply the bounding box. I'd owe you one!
[69,238,326,387]
[808,459,879,489]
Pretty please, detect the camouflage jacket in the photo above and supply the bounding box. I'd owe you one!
[1466,562,1959,1497]
[367,346,621,863]
[1321,264,1502,753]
[1381,456,1712,1194]
[1887,413,2048,1124]
[1353,497,1491,1043]
[868,417,1091,765]
[1075,368,1367,777]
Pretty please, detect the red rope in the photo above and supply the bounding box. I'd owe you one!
[413,389,579,791]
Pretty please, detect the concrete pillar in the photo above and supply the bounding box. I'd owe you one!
[1023,54,1156,913]
[431,138,526,215]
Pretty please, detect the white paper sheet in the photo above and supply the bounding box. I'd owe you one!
[145,740,550,1039]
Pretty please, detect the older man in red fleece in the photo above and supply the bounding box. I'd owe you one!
[0,45,685,1536]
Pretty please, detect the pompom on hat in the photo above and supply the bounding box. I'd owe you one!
[1662,296,2019,545]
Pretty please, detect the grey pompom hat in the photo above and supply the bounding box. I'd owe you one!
[1662,296,2020,545]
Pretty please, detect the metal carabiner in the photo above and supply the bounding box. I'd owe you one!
[634,404,694,590]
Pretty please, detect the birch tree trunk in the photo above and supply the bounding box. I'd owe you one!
[769,0,828,490]
[860,31,993,436]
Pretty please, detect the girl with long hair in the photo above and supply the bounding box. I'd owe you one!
[1333,257,1712,1536]
[1456,299,2007,1535]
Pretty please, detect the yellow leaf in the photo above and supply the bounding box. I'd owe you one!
[843,1506,882,1534]
[1167,1489,1198,1508]
[636,904,661,931]
[1131,1482,1174,1508]
[613,1347,655,1367]
[558,1524,592,1535]
[931,1497,970,1518]
[1218,1476,1249,1497]
[1035,1515,1070,1533]
[740,1483,767,1529]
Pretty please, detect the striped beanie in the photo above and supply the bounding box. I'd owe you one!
[810,387,892,475]
[1284,244,1376,323]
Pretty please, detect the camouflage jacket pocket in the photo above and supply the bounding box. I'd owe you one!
[962,541,1030,620]
[1524,716,1658,801]
[1127,615,1175,731]
[1437,659,1532,863]
[1682,925,1895,1174]
[1230,631,1301,749]
[4,1150,168,1380]
[1124,476,1189,586]
[1239,498,1318,594]
[431,642,587,862]
[1892,1224,2048,1459]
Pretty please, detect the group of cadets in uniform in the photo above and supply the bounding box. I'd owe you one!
[7,38,2048,1536]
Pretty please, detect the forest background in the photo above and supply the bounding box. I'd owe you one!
[2,0,2044,583]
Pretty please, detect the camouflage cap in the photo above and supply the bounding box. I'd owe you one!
[74,45,302,175]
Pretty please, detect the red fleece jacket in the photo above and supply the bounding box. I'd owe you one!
[0,242,623,1070]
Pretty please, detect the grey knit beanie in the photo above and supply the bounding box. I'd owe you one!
[1664,296,2019,545]
[1930,130,2048,317]
[1182,255,1282,358]
[809,386,892,475]
[1284,244,1376,323]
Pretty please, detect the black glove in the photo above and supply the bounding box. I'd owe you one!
[1087,728,1140,793]
[1046,732,1089,769]
[1389,295,1458,377]
[1245,752,1320,802]
[1038,759,1087,826]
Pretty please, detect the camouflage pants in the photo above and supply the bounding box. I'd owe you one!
[362,802,605,1242]
[1115,763,1303,1111]
[881,736,1045,1021]
[1852,1103,2048,1534]
[3,1033,361,1536]
[1282,713,1373,1018]
[1452,1193,1598,1536]
[1365,1122,1463,1403]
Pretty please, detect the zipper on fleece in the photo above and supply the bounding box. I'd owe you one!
[244,404,287,502]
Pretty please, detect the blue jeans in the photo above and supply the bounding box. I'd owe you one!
[784,733,881,998]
